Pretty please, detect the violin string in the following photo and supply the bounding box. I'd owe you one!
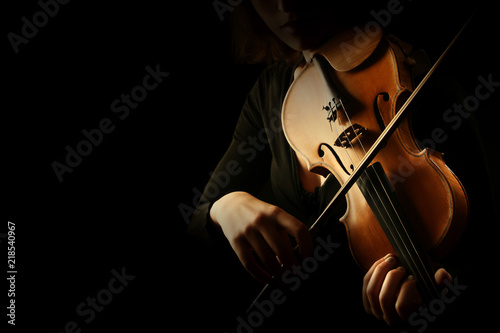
[319,59,432,289]
[329,102,358,172]
[340,104,429,280]
[355,141,436,295]
[333,99,435,296]
[332,102,364,173]
[370,169,438,296]
[357,170,435,298]
[314,14,475,296]
[341,99,368,157]
[356,99,437,294]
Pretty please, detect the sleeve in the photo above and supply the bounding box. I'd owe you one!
[185,69,274,245]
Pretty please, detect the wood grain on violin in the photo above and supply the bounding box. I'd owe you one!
[282,30,469,302]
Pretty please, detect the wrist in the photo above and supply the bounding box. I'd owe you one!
[205,192,243,241]
[209,191,243,225]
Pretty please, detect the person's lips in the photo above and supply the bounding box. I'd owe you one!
[280,19,303,33]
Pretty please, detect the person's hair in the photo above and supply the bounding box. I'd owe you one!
[230,2,303,65]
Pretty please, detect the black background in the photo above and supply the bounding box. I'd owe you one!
[4,0,499,332]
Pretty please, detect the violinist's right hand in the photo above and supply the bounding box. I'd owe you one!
[210,191,313,283]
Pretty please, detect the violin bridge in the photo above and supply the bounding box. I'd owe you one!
[334,124,367,147]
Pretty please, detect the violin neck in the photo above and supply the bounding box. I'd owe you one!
[357,162,440,303]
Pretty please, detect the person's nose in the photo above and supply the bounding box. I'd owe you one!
[277,0,298,13]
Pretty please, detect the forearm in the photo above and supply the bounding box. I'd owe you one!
[187,137,271,242]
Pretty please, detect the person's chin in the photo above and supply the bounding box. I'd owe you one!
[286,33,327,52]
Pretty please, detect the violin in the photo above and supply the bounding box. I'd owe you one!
[280,26,470,302]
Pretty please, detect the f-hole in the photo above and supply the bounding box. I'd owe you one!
[374,92,390,132]
[318,143,351,175]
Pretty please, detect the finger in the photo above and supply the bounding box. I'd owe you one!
[231,236,273,284]
[396,275,421,320]
[379,266,407,325]
[435,268,452,286]
[247,230,283,278]
[295,225,313,259]
[273,208,313,259]
[278,227,297,265]
[363,255,391,314]
[434,268,453,298]
[259,221,297,270]
[365,254,398,320]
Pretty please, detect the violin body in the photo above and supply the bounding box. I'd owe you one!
[282,32,469,298]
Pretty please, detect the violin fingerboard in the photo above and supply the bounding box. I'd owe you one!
[357,162,440,303]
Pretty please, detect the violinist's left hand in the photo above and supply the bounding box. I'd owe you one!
[362,254,452,326]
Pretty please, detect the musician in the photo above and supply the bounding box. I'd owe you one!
[187,1,489,331]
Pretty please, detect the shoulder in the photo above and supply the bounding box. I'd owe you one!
[234,62,294,141]
[256,61,295,92]
[245,62,295,114]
